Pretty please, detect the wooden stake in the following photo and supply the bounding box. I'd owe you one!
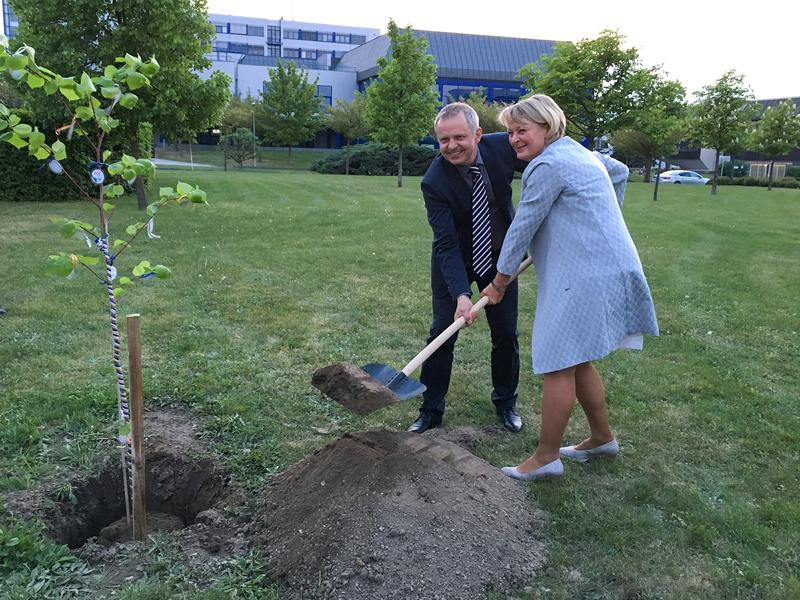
[127,314,147,541]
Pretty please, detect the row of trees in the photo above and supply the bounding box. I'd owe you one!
[522,30,800,197]
[222,26,800,196]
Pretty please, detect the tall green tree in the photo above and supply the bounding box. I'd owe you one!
[751,99,800,191]
[690,71,756,195]
[259,61,322,158]
[325,91,369,175]
[365,20,438,187]
[519,30,653,149]
[11,0,231,208]
[611,73,686,200]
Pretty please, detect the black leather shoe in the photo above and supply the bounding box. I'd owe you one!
[408,411,442,433]
[498,407,523,433]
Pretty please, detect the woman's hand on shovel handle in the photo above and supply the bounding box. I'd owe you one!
[455,294,478,326]
[480,272,512,306]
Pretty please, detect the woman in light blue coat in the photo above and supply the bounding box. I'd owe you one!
[480,95,659,481]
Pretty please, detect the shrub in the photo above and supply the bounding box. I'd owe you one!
[311,142,436,175]
[786,166,800,178]
[0,141,90,202]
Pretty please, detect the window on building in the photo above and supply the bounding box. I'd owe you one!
[334,33,351,44]
[247,25,264,37]
[491,87,522,103]
[350,35,366,45]
[316,85,333,106]
[300,30,317,41]
[284,29,299,40]
[229,23,247,35]
[267,26,281,44]
[266,45,280,57]
[319,32,334,42]
[301,49,317,60]
[283,48,300,58]
[211,21,226,33]
[247,45,264,55]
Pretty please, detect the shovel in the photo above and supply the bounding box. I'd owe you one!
[312,257,532,415]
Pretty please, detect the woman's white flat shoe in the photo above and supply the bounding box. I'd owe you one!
[501,459,564,481]
[559,439,619,462]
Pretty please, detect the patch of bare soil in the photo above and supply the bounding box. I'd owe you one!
[4,409,230,550]
[248,429,546,599]
[4,411,548,599]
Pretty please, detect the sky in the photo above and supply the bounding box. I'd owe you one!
[206,0,798,101]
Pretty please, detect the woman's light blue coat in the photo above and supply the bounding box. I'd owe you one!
[497,136,659,374]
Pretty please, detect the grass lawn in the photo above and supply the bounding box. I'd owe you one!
[1,172,799,599]
[153,143,331,171]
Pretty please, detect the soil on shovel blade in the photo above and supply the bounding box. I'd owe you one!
[312,362,402,414]
[4,411,547,599]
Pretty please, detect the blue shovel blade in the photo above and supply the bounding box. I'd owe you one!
[362,363,426,401]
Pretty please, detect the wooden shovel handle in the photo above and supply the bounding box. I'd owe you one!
[401,257,533,377]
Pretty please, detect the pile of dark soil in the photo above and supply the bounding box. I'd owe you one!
[248,429,546,600]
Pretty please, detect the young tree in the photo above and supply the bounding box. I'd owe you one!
[325,91,369,175]
[690,71,756,195]
[1,37,208,525]
[365,20,438,187]
[611,74,686,200]
[259,61,322,158]
[751,99,800,191]
[519,30,653,149]
[12,0,230,207]
[219,127,257,168]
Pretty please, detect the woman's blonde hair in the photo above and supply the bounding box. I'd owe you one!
[498,94,566,144]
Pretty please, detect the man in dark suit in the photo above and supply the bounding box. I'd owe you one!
[409,102,526,434]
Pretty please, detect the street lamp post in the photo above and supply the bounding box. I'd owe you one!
[251,101,257,168]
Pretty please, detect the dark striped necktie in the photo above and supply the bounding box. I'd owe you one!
[469,165,492,277]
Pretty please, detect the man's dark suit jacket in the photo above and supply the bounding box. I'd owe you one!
[421,132,525,299]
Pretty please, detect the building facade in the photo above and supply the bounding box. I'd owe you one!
[205,14,380,105]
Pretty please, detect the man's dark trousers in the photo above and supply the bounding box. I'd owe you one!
[419,268,519,415]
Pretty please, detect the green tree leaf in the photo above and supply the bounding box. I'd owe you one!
[126,72,147,90]
[101,86,120,99]
[153,264,171,279]
[26,72,45,89]
[51,139,66,160]
[176,181,193,195]
[75,106,94,120]
[12,123,32,136]
[118,93,138,108]
[4,132,28,148]
[76,255,99,266]
[46,254,74,277]
[59,86,80,101]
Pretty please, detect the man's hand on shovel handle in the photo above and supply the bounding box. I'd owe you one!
[455,294,478,326]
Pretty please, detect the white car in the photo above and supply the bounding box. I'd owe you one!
[659,170,710,185]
